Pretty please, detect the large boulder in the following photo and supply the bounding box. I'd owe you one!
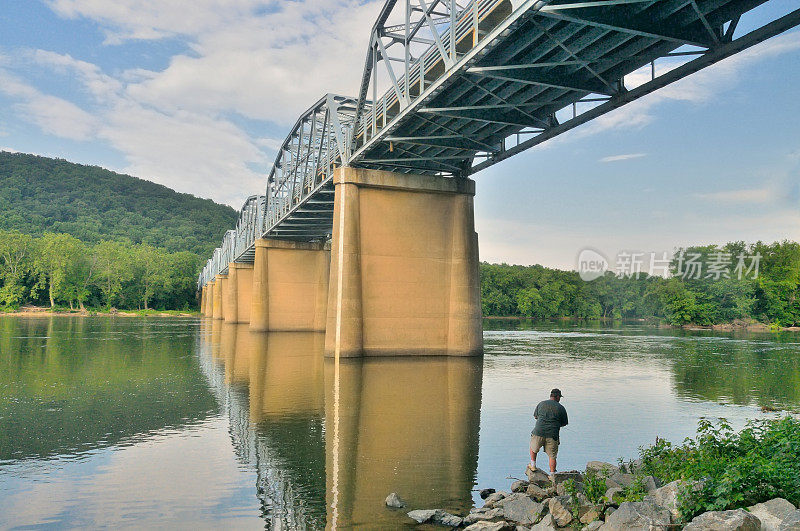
[526,466,551,486]
[586,461,619,476]
[464,508,504,526]
[407,509,437,523]
[643,479,700,520]
[608,472,634,488]
[530,514,558,530]
[602,501,672,530]
[683,509,760,531]
[547,496,574,527]
[511,480,530,493]
[526,483,551,501]
[484,491,509,508]
[747,499,797,531]
[583,521,604,531]
[779,510,800,531]
[464,521,515,531]
[407,509,463,526]
[496,493,546,526]
[552,471,584,485]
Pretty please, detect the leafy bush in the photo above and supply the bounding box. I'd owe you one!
[639,417,800,522]
[583,467,609,505]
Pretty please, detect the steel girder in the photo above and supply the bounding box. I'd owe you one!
[199,0,800,291]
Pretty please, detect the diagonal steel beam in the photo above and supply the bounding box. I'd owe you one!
[536,9,715,49]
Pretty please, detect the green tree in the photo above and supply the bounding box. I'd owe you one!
[0,230,35,307]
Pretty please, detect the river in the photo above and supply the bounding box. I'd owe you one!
[1,316,798,529]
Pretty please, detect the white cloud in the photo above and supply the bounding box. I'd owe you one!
[600,153,646,163]
[1,147,19,153]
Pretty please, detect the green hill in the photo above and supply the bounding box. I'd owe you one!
[0,151,237,257]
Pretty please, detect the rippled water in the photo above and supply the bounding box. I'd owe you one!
[0,316,798,529]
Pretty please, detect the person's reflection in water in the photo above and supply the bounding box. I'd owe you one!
[326,356,483,529]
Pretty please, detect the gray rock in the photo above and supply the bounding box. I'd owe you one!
[583,521,604,531]
[496,493,545,525]
[548,496,574,527]
[385,492,405,508]
[643,479,701,520]
[579,505,601,524]
[511,480,529,493]
[642,475,658,493]
[463,508,503,525]
[552,470,584,485]
[604,486,623,503]
[683,509,760,531]
[484,491,509,508]
[602,501,672,531]
[779,510,800,531]
[608,472,634,488]
[619,459,642,474]
[605,506,616,518]
[556,480,584,496]
[407,509,438,523]
[464,521,514,531]
[515,526,530,531]
[480,488,497,499]
[408,508,463,526]
[434,511,463,527]
[748,498,797,531]
[526,466,551,487]
[530,514,558,531]
[586,461,618,476]
[526,483,550,501]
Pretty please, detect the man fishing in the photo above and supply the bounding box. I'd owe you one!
[529,388,568,477]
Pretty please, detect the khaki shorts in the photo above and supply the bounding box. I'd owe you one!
[530,435,559,458]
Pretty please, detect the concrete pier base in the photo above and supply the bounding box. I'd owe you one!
[200,284,208,316]
[233,263,254,324]
[325,167,482,358]
[249,239,330,332]
[222,268,238,323]
[212,275,226,320]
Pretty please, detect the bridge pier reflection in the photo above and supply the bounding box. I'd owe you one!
[201,320,483,529]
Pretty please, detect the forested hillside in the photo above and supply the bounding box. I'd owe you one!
[0,152,237,257]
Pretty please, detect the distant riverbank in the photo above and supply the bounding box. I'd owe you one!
[483,316,800,333]
[1,306,198,317]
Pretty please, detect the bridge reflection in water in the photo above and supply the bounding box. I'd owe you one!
[199,320,483,529]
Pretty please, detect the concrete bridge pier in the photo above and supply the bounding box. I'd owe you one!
[212,274,226,320]
[200,284,208,316]
[249,239,330,332]
[325,167,482,358]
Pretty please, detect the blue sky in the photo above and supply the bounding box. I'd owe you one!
[0,1,798,268]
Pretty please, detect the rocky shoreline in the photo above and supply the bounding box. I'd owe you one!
[387,461,800,530]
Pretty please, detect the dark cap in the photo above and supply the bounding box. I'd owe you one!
[550,388,563,397]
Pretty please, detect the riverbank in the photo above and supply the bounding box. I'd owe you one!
[483,316,800,333]
[0,306,199,317]
[396,417,800,530]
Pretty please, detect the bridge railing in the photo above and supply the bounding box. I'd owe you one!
[264,94,360,232]
[350,0,523,166]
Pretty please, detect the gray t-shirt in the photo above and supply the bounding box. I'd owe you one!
[532,399,568,441]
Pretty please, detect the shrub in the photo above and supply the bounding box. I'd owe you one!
[638,417,800,522]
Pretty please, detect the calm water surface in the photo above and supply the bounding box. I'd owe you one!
[1,316,798,529]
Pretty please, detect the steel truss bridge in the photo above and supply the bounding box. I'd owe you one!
[199,0,800,287]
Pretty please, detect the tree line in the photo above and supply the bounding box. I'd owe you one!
[481,240,800,326]
[0,230,200,311]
